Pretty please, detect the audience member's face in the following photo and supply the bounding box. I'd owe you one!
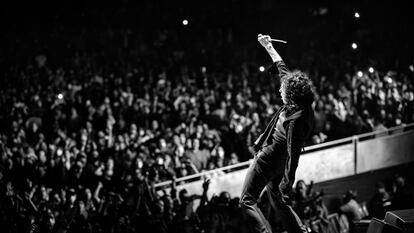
[196,125,203,134]
[79,200,86,213]
[41,186,49,201]
[380,109,386,120]
[218,147,225,158]
[179,133,186,144]
[92,150,99,159]
[155,199,165,214]
[173,135,180,145]
[85,188,92,200]
[159,138,167,149]
[193,139,200,150]
[186,139,193,149]
[204,102,210,112]
[156,157,164,166]
[176,145,185,157]
[152,120,159,131]
[130,124,137,135]
[230,153,238,163]
[39,150,47,164]
[219,192,231,205]
[6,182,14,196]
[46,210,56,230]
[220,101,226,109]
[12,121,19,132]
[86,122,93,132]
[377,187,386,194]
[207,162,216,170]
[395,177,405,188]
[139,128,145,136]
[51,193,61,205]
[98,131,106,147]
[106,158,114,170]
[69,192,77,204]
[179,167,188,177]
[136,158,144,169]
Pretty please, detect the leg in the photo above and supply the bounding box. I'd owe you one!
[240,156,273,233]
[266,150,307,233]
[265,186,307,233]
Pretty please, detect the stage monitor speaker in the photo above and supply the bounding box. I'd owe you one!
[384,209,414,233]
[367,218,401,233]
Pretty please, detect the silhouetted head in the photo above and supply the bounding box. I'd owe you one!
[394,174,405,188]
[280,71,315,108]
[343,190,356,203]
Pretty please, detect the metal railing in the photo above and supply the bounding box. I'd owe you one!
[303,122,414,152]
[154,122,414,189]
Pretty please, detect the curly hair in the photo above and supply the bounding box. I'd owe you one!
[280,71,315,108]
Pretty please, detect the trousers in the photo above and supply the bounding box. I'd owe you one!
[240,146,307,233]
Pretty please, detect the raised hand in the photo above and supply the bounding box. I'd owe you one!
[258,33,282,62]
[258,34,273,49]
[202,178,211,191]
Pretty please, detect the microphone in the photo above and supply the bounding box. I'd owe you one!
[258,34,287,44]
[270,38,287,44]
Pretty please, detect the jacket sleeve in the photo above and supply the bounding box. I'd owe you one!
[277,118,308,192]
[267,60,290,77]
[287,119,307,167]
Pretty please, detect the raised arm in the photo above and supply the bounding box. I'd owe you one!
[258,34,289,76]
[258,34,282,63]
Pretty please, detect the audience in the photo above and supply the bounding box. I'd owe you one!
[367,182,391,219]
[390,174,414,211]
[340,190,368,221]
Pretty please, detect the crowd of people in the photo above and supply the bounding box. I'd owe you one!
[1,1,414,232]
[2,165,412,233]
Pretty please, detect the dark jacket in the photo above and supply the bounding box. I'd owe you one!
[253,60,314,158]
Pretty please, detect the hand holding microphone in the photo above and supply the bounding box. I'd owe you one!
[258,34,285,62]
[258,34,287,49]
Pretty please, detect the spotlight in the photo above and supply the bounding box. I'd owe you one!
[354,12,360,18]
[259,66,265,72]
[368,67,374,73]
[352,43,358,50]
[182,19,189,26]
[357,71,363,78]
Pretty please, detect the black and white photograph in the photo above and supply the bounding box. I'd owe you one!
[1,0,414,233]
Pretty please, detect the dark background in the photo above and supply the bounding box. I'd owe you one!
[1,0,413,71]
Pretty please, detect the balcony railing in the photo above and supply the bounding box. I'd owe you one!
[155,122,414,189]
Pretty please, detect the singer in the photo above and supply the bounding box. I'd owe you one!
[239,34,316,233]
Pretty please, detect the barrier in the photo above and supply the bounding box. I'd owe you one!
[155,123,414,198]
[357,131,414,173]
[295,143,354,183]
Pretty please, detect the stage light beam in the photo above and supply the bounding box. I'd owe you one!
[352,43,358,50]
[369,67,374,73]
[259,66,265,72]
